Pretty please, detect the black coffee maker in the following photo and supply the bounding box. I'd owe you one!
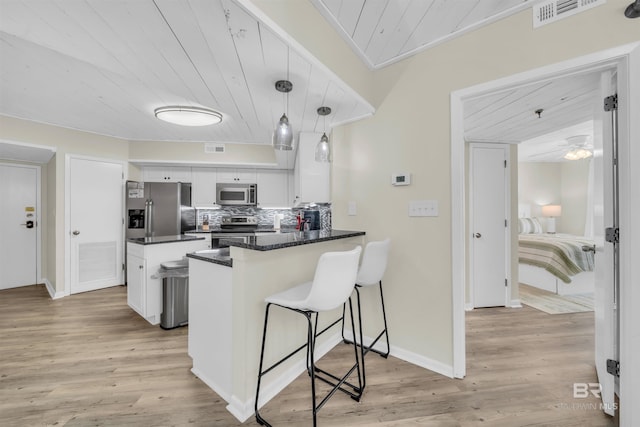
[302,210,320,230]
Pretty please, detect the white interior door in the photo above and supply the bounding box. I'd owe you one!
[69,157,124,294]
[592,69,617,416]
[470,143,509,308]
[0,164,38,289]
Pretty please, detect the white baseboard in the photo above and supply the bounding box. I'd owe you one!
[225,332,343,423]
[191,367,232,406]
[509,299,522,308]
[343,330,454,379]
[43,278,65,299]
[226,330,456,422]
[465,302,474,311]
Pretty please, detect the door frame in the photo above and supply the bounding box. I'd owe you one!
[451,42,640,423]
[0,161,42,288]
[467,142,512,309]
[64,154,127,296]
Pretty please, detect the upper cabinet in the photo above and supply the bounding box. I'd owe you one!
[143,166,192,183]
[216,168,257,184]
[257,169,292,208]
[191,167,218,208]
[294,133,330,204]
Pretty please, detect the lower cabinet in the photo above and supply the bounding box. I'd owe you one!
[126,239,209,325]
[127,253,146,315]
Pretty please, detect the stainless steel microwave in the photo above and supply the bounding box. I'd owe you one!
[216,183,257,206]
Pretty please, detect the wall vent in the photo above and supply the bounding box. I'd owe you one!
[533,0,606,28]
[204,143,225,154]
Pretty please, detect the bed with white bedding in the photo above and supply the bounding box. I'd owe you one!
[518,218,595,295]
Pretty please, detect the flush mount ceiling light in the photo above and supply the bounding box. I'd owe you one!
[154,106,222,126]
[564,148,593,160]
[315,106,331,162]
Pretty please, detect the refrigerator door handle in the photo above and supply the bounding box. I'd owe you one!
[145,199,154,237]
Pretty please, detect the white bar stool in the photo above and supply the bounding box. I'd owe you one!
[341,238,391,390]
[254,246,363,427]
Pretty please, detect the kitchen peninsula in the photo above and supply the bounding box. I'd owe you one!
[186,229,365,422]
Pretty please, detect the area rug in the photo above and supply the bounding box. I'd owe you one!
[519,284,594,314]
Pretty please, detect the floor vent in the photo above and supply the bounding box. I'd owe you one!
[533,0,606,28]
[204,143,225,154]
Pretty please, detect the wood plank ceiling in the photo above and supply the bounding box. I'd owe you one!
[0,0,611,164]
[463,70,603,162]
[0,0,374,145]
[311,0,609,163]
[312,0,532,69]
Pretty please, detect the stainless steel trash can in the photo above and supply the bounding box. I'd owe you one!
[159,259,189,329]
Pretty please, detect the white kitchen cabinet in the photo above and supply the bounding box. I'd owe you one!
[257,169,292,207]
[143,166,192,182]
[294,132,330,204]
[127,253,145,315]
[216,168,256,183]
[191,167,218,207]
[126,239,209,325]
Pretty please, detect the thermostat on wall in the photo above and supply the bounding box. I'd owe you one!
[391,172,411,186]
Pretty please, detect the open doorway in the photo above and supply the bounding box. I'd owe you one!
[451,48,633,419]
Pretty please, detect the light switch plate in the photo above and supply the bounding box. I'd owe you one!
[408,200,438,217]
[348,201,357,216]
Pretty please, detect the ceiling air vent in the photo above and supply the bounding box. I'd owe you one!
[533,0,606,28]
[204,143,225,154]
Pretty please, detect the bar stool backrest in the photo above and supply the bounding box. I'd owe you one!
[304,246,362,312]
[356,239,391,286]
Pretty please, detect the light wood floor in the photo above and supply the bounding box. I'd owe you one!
[0,285,616,426]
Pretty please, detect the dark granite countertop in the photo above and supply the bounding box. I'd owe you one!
[220,229,365,251]
[186,248,232,267]
[127,234,206,245]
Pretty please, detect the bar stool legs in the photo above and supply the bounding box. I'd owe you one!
[342,280,391,356]
[255,297,363,426]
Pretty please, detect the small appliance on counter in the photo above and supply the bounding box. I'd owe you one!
[303,210,321,231]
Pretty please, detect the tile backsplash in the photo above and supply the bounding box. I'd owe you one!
[197,204,332,231]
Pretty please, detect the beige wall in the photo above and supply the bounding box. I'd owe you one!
[519,160,591,235]
[129,140,279,166]
[0,116,129,294]
[255,0,640,368]
[518,162,562,222]
[561,160,591,235]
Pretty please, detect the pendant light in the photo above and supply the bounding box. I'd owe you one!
[315,106,331,162]
[625,0,640,18]
[273,49,294,151]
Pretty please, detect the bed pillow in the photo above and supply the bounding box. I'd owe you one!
[518,217,543,234]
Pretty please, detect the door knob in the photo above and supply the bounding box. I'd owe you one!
[474,233,482,238]
[72,230,80,236]
[581,244,596,253]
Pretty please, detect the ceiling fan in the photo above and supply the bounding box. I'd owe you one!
[525,134,593,161]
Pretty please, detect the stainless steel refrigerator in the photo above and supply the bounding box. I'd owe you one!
[126,181,195,239]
